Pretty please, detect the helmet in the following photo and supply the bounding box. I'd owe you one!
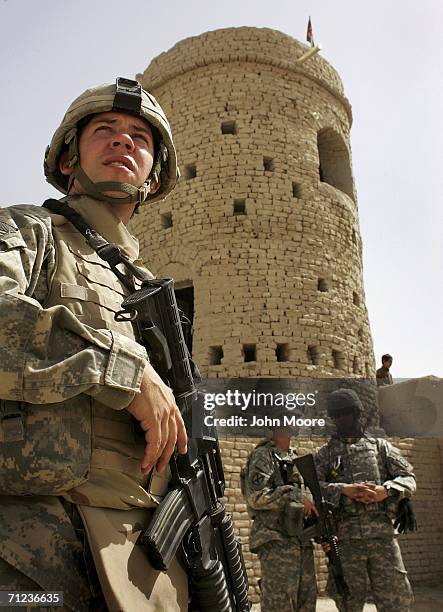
[327,388,363,418]
[44,77,179,205]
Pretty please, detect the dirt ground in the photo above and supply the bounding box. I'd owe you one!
[251,584,443,611]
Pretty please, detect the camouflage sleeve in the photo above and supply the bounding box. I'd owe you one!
[0,206,147,409]
[380,439,416,499]
[314,444,344,507]
[246,445,300,511]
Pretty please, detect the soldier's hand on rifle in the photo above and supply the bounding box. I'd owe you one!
[301,496,319,517]
[126,363,188,475]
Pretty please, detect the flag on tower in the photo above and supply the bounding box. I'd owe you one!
[307,17,314,47]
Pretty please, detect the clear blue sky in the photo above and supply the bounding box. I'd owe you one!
[1,0,441,377]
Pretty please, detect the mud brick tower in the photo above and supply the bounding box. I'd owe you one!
[133,27,379,599]
[134,27,375,380]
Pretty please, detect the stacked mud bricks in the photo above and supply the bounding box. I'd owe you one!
[132,27,442,601]
[134,27,374,381]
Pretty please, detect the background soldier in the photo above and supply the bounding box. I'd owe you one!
[315,388,415,612]
[376,354,394,386]
[0,78,188,611]
[243,427,318,612]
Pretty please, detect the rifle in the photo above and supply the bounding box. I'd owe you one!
[116,277,250,612]
[294,453,350,610]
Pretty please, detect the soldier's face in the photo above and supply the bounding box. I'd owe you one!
[332,408,358,436]
[63,111,156,192]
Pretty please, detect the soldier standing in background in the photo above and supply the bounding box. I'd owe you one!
[0,78,188,611]
[315,389,415,612]
[243,427,318,611]
[376,354,394,386]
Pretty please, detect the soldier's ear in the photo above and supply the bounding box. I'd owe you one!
[59,151,74,177]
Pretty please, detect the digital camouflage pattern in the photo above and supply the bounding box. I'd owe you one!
[0,397,92,495]
[0,196,173,606]
[314,434,416,540]
[315,434,415,611]
[327,538,413,612]
[0,198,149,497]
[257,540,316,612]
[244,440,305,551]
[244,441,316,611]
[0,497,91,611]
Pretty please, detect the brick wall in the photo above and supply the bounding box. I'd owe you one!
[394,437,443,586]
[132,27,375,381]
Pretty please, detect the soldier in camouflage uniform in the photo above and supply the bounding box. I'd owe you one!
[0,78,188,611]
[243,428,318,611]
[315,389,415,612]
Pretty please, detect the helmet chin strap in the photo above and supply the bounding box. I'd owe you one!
[68,164,150,205]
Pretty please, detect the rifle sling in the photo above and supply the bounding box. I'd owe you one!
[43,199,149,291]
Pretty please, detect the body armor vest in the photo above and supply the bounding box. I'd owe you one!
[326,436,398,526]
[0,207,168,507]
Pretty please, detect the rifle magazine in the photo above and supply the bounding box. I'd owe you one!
[138,487,193,571]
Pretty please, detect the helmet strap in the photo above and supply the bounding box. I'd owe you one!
[73,165,144,204]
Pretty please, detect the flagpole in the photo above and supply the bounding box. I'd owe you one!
[297,43,322,65]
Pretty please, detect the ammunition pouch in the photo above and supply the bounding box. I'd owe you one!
[282,499,304,537]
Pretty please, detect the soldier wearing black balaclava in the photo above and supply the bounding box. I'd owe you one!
[314,389,416,612]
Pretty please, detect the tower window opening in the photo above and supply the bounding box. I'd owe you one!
[353,356,360,374]
[352,229,358,245]
[233,199,246,215]
[358,328,363,341]
[221,120,237,135]
[161,212,173,229]
[292,182,302,198]
[318,278,328,292]
[263,156,275,172]
[276,343,290,362]
[353,291,360,307]
[243,344,256,363]
[209,345,224,365]
[307,345,319,366]
[317,128,354,200]
[332,350,345,370]
[185,163,197,180]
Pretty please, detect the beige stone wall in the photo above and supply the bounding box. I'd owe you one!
[394,437,443,586]
[133,27,375,379]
